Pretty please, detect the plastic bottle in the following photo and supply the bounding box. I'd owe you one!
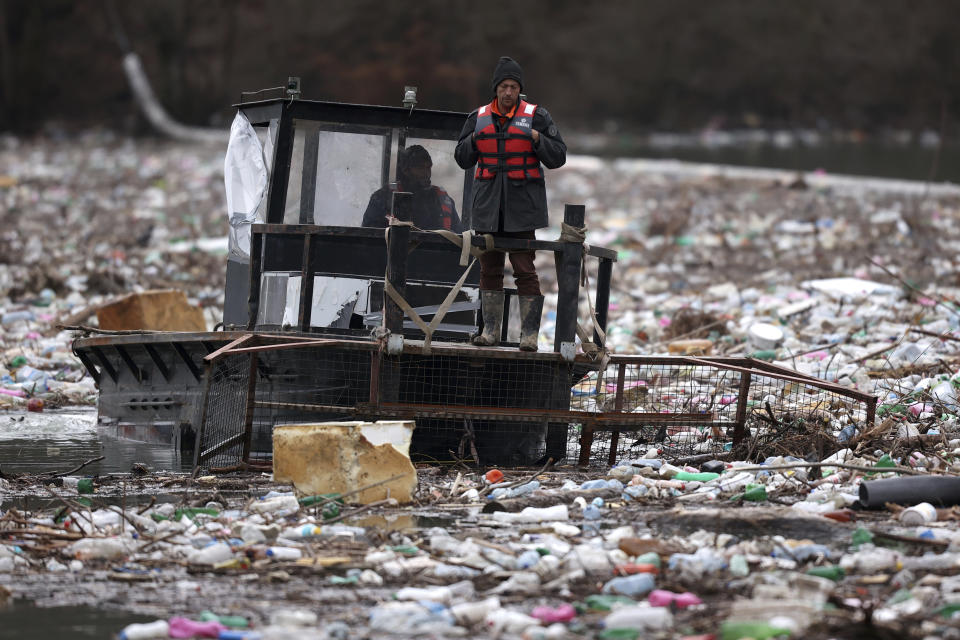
[118,620,170,640]
[450,597,500,626]
[298,493,343,507]
[270,609,319,627]
[729,554,749,577]
[807,565,845,581]
[602,573,656,597]
[635,551,661,568]
[249,495,300,515]
[68,537,129,561]
[14,365,44,382]
[581,479,612,490]
[718,472,753,493]
[490,505,569,524]
[491,480,541,499]
[647,589,701,609]
[200,611,248,628]
[603,605,673,631]
[624,458,662,470]
[614,563,658,576]
[190,542,234,565]
[584,594,637,611]
[674,471,720,482]
[531,603,577,623]
[168,617,226,638]
[658,463,682,478]
[509,480,541,497]
[217,631,262,640]
[517,549,541,569]
[742,486,768,502]
[484,609,541,635]
[583,504,602,520]
[2,310,34,325]
[77,477,95,494]
[265,547,302,561]
[720,620,794,640]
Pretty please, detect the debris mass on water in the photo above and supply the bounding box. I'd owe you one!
[3,133,960,638]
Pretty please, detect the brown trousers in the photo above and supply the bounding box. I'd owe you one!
[478,230,541,295]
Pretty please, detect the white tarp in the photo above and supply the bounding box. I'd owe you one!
[224,112,271,260]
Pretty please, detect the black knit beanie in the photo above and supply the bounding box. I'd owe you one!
[491,56,523,94]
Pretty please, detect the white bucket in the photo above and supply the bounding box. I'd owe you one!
[748,323,785,350]
[899,502,937,526]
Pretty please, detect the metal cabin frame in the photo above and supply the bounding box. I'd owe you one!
[229,96,617,353]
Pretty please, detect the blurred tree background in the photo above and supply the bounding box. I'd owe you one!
[2,0,959,136]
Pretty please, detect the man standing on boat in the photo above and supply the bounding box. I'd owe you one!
[455,56,567,351]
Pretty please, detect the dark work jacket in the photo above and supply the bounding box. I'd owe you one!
[360,184,462,232]
[454,102,566,233]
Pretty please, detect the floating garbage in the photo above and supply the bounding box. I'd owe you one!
[4,133,960,639]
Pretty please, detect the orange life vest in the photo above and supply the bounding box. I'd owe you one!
[473,100,542,181]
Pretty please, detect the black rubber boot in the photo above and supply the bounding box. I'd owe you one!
[472,290,504,346]
[518,295,544,352]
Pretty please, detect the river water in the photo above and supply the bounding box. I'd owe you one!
[0,408,191,477]
[0,409,190,637]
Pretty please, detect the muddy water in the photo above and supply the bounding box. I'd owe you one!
[0,408,191,476]
[0,602,152,640]
[0,408,194,637]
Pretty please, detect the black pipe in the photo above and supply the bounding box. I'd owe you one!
[859,476,960,508]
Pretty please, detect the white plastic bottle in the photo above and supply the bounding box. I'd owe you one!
[451,597,501,626]
[265,546,303,561]
[604,605,673,631]
[118,620,170,640]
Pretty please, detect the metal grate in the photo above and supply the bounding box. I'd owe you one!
[193,335,877,470]
[568,356,876,466]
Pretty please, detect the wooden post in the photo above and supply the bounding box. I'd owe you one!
[246,228,263,330]
[733,371,752,447]
[264,113,295,224]
[240,353,259,464]
[384,191,412,334]
[594,257,613,346]
[299,129,319,224]
[297,233,314,331]
[554,204,585,354]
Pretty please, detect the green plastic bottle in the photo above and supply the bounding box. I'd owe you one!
[874,454,897,470]
[598,629,639,640]
[720,620,793,640]
[584,594,636,611]
[199,611,248,628]
[391,545,419,556]
[851,527,874,548]
[807,565,845,581]
[77,478,94,494]
[635,551,661,568]
[173,507,219,521]
[743,485,768,502]
[298,493,343,507]
[673,471,720,482]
